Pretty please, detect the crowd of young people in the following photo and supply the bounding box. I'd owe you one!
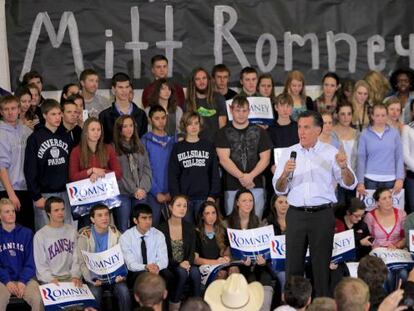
[1,57,414,310]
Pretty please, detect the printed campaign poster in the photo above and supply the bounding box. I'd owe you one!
[199,260,244,287]
[66,172,121,218]
[370,247,414,271]
[273,148,289,168]
[363,189,405,212]
[39,282,97,311]
[270,230,355,271]
[81,244,128,284]
[227,225,274,261]
[226,97,274,126]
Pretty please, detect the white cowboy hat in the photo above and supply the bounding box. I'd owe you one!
[204,273,264,311]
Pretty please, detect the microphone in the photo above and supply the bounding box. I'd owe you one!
[288,151,297,180]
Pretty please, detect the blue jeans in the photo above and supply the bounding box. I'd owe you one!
[386,268,408,293]
[224,188,265,219]
[115,195,144,232]
[88,282,131,310]
[184,199,205,224]
[364,178,395,191]
[169,266,201,303]
[147,193,165,226]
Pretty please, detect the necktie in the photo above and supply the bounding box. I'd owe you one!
[141,236,148,265]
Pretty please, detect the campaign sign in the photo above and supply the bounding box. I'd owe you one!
[273,148,289,168]
[409,230,414,253]
[199,260,244,287]
[363,189,405,212]
[227,225,274,261]
[66,172,121,218]
[226,97,274,126]
[39,282,97,311]
[81,244,128,285]
[270,230,355,271]
[370,247,414,271]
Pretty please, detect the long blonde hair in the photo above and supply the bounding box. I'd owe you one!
[79,117,108,169]
[364,71,391,105]
[283,70,307,100]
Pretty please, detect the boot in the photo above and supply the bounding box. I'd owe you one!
[259,285,274,311]
[169,301,181,311]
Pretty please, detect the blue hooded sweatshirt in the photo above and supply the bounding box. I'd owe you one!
[0,224,35,284]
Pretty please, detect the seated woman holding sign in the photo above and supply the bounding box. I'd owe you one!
[194,201,230,278]
[69,118,122,229]
[158,195,201,310]
[226,189,274,311]
[364,187,407,292]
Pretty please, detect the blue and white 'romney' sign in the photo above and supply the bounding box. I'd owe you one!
[81,244,128,284]
[226,97,274,126]
[39,282,97,311]
[227,225,274,261]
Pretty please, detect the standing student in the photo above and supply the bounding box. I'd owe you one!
[313,72,340,115]
[141,105,176,226]
[216,95,272,218]
[146,78,183,136]
[402,102,414,213]
[283,70,314,121]
[0,198,43,311]
[79,68,110,118]
[33,197,82,285]
[15,87,36,130]
[273,110,356,297]
[168,112,220,223]
[113,115,152,232]
[59,99,82,146]
[158,195,201,311]
[352,80,372,132]
[211,64,238,100]
[69,118,122,228]
[77,204,131,310]
[24,99,73,231]
[385,96,404,134]
[333,102,359,205]
[99,72,147,143]
[60,83,80,104]
[239,67,260,97]
[388,68,414,124]
[356,103,404,198]
[185,67,227,142]
[257,73,276,100]
[0,96,34,230]
[141,55,185,108]
[21,71,45,107]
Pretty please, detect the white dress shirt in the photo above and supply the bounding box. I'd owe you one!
[273,141,357,206]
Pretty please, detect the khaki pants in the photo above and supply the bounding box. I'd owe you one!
[0,279,44,311]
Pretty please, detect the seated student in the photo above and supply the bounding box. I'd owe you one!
[159,195,201,310]
[168,111,221,223]
[59,99,82,146]
[141,105,176,226]
[113,115,152,232]
[0,198,43,311]
[33,196,82,286]
[134,272,167,311]
[194,201,230,275]
[119,204,168,287]
[275,276,312,311]
[77,203,131,310]
[226,189,274,311]
[0,95,34,231]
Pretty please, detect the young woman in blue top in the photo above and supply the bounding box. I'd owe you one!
[357,103,404,198]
